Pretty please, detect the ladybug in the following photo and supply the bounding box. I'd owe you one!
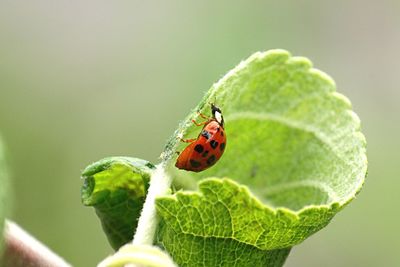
[175,103,226,172]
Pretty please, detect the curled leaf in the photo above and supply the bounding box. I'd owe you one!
[81,157,155,250]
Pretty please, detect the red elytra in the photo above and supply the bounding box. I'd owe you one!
[175,104,226,172]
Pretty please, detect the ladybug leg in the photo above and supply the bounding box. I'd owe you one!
[191,119,208,127]
[176,132,196,143]
[191,111,211,126]
[197,111,210,120]
[179,137,197,143]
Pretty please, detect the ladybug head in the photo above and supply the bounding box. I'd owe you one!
[211,103,224,126]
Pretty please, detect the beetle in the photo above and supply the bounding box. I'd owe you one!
[175,103,226,172]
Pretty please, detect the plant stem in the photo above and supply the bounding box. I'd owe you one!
[1,220,72,267]
[132,163,171,245]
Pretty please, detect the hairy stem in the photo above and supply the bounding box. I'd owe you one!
[1,220,72,267]
[132,164,172,245]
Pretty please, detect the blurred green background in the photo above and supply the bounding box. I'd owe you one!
[0,1,398,266]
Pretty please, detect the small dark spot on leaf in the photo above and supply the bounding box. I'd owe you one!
[145,162,156,169]
[250,165,259,178]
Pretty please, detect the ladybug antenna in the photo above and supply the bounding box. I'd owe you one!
[208,95,217,107]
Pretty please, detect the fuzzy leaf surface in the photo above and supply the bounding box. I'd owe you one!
[157,50,367,266]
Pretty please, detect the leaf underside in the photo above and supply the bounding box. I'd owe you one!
[156,50,367,266]
[81,157,155,250]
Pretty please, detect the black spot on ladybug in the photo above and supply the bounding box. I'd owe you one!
[201,130,211,140]
[216,127,220,132]
[194,144,204,153]
[210,140,219,149]
[220,131,224,136]
[190,160,201,168]
[220,143,225,151]
[207,155,216,165]
[202,150,209,157]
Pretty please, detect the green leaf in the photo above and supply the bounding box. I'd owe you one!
[81,157,155,250]
[157,50,367,266]
[0,137,10,252]
[156,179,293,266]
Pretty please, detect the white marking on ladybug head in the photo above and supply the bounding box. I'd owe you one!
[214,110,222,124]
